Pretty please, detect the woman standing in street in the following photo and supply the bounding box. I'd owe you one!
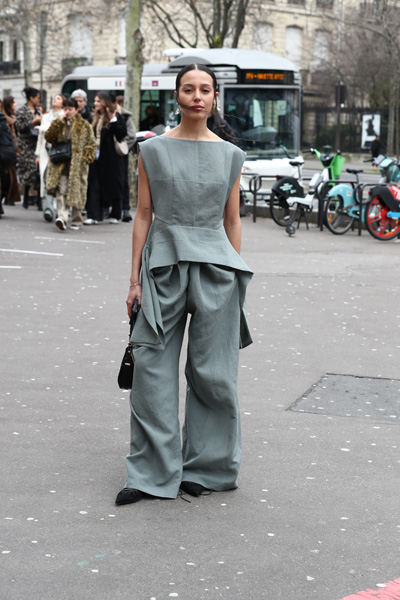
[1,96,20,206]
[84,92,127,225]
[15,87,42,210]
[35,94,64,222]
[116,63,253,506]
[45,97,96,231]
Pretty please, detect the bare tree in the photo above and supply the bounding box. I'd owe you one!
[125,0,144,206]
[315,0,400,154]
[0,0,54,86]
[143,0,252,48]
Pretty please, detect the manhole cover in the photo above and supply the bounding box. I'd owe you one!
[289,373,400,422]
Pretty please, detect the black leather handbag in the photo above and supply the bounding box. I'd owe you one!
[117,299,139,390]
[49,140,71,164]
[28,124,39,137]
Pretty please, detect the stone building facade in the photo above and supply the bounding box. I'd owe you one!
[0,0,339,144]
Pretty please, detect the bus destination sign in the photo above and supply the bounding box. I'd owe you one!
[241,70,293,85]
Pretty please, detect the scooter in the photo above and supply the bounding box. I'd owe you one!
[269,148,345,226]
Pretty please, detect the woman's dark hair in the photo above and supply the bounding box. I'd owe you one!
[92,91,115,129]
[63,97,78,109]
[96,91,114,111]
[175,63,217,93]
[2,96,15,117]
[23,87,40,101]
[175,63,217,113]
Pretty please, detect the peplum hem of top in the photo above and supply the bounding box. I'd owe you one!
[131,223,253,351]
[146,223,253,275]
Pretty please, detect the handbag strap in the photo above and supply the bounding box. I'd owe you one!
[129,299,139,338]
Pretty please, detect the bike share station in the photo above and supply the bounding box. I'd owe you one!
[246,150,400,241]
[246,148,345,230]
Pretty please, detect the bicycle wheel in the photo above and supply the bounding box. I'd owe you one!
[364,195,400,240]
[324,194,355,234]
[318,183,334,228]
[269,192,300,226]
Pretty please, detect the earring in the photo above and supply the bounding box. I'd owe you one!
[175,105,181,115]
[214,98,221,112]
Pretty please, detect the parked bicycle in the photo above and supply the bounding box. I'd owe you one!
[325,155,400,239]
[269,148,344,226]
[364,182,400,240]
[324,168,364,235]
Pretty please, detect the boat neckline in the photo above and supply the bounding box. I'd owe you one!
[159,136,225,143]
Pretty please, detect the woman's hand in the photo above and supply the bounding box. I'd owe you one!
[126,284,142,317]
[32,115,42,125]
[106,107,116,120]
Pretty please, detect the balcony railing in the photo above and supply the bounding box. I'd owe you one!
[0,60,21,76]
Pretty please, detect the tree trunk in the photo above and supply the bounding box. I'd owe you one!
[231,0,248,48]
[125,0,144,207]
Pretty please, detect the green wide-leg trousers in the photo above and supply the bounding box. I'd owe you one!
[125,261,242,498]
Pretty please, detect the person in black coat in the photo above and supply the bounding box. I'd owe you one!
[84,92,127,224]
[370,135,385,159]
[0,108,18,218]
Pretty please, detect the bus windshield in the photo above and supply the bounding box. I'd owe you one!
[224,87,300,159]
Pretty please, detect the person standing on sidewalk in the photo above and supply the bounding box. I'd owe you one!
[0,106,17,219]
[70,89,92,124]
[15,87,42,210]
[110,92,136,223]
[84,92,127,225]
[1,96,20,206]
[35,94,64,222]
[45,97,96,231]
[115,63,253,506]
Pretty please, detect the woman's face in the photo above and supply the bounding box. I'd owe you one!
[11,98,17,113]
[176,69,216,118]
[94,96,105,113]
[64,105,78,120]
[52,95,63,110]
[30,93,41,106]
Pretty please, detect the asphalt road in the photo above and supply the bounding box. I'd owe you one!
[1,204,400,600]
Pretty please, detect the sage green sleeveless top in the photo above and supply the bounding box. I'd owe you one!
[135,136,253,348]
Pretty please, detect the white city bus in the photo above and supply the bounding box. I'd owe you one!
[61,48,302,196]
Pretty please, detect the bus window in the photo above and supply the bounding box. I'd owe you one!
[139,90,178,132]
[224,88,299,157]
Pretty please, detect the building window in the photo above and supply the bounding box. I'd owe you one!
[253,22,273,53]
[69,13,92,58]
[316,0,334,7]
[360,0,380,16]
[313,30,330,69]
[285,26,302,67]
[12,39,18,61]
[288,0,305,6]
[0,41,4,62]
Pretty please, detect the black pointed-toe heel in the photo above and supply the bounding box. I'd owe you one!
[115,488,144,506]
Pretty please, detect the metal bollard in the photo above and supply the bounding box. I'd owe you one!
[249,174,262,223]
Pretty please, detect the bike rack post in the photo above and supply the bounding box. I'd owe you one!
[249,174,262,223]
[357,183,376,236]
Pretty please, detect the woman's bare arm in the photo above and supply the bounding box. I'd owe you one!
[126,152,153,315]
[223,172,242,254]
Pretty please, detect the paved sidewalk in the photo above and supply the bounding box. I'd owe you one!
[1,205,400,600]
